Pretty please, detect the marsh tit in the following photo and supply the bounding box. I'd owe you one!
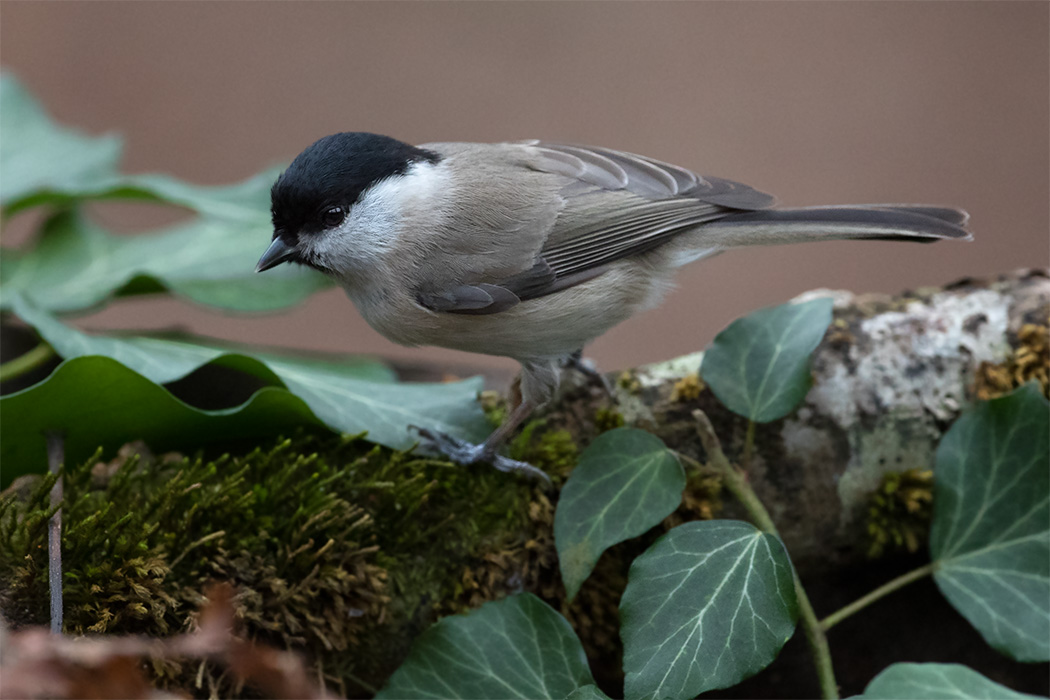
[257,132,971,481]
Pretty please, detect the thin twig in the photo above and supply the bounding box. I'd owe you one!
[692,409,839,700]
[46,431,64,635]
[0,342,56,382]
[820,562,937,632]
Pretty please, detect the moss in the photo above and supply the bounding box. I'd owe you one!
[975,321,1049,400]
[440,489,556,617]
[824,317,856,348]
[616,370,642,394]
[865,468,934,559]
[669,373,704,403]
[523,429,579,477]
[478,389,508,427]
[506,419,579,479]
[594,407,625,432]
[0,373,727,698]
[0,430,545,698]
[669,467,724,526]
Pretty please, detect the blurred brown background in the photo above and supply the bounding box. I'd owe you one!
[2,1,1047,377]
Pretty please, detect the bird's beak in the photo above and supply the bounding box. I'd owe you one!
[255,237,298,272]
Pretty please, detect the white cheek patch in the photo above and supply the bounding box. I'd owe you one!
[304,159,447,277]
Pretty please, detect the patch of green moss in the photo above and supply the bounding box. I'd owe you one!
[594,407,625,432]
[865,468,934,559]
[0,430,543,698]
[507,420,579,481]
[478,389,509,427]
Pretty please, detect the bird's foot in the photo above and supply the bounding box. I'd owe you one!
[412,427,552,484]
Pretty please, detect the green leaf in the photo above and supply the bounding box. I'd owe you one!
[1,72,273,221]
[0,356,324,486]
[1,75,330,311]
[7,296,490,473]
[11,294,394,385]
[1,206,329,315]
[555,428,685,601]
[377,593,594,700]
[700,297,833,423]
[0,74,122,209]
[620,520,798,700]
[4,169,277,221]
[0,76,331,312]
[929,383,1050,662]
[858,662,1043,699]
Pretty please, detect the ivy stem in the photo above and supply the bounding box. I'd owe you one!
[820,562,937,632]
[0,342,56,382]
[692,410,839,700]
[741,419,756,468]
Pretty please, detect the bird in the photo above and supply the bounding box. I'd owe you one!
[257,132,971,481]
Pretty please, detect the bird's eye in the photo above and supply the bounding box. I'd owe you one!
[321,206,345,228]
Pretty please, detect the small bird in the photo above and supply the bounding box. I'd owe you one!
[257,133,971,481]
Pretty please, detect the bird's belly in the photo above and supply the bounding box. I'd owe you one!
[351,263,664,361]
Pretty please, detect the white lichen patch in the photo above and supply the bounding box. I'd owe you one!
[610,351,708,424]
[803,288,1013,518]
[808,289,1011,429]
[781,419,837,470]
[635,351,706,388]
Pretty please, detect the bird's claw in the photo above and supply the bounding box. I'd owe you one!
[411,427,551,484]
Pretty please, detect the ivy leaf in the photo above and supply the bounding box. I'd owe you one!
[700,297,833,423]
[1,72,274,222]
[930,383,1050,662]
[858,662,1043,699]
[377,593,594,700]
[620,520,798,700]
[1,76,330,312]
[11,294,394,385]
[1,205,329,315]
[555,428,685,601]
[0,74,122,209]
[4,168,278,221]
[0,356,324,487]
[6,296,490,476]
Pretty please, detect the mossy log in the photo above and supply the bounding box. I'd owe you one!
[537,267,1049,574]
[2,268,1046,698]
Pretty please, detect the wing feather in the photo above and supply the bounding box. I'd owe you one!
[417,141,776,315]
[525,142,774,286]
[531,141,775,209]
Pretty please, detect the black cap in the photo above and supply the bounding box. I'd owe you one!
[270,132,440,240]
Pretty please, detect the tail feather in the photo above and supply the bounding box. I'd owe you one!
[699,205,972,248]
[874,205,970,227]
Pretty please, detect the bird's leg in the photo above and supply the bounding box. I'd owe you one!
[563,349,616,399]
[478,398,536,458]
[412,398,550,483]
